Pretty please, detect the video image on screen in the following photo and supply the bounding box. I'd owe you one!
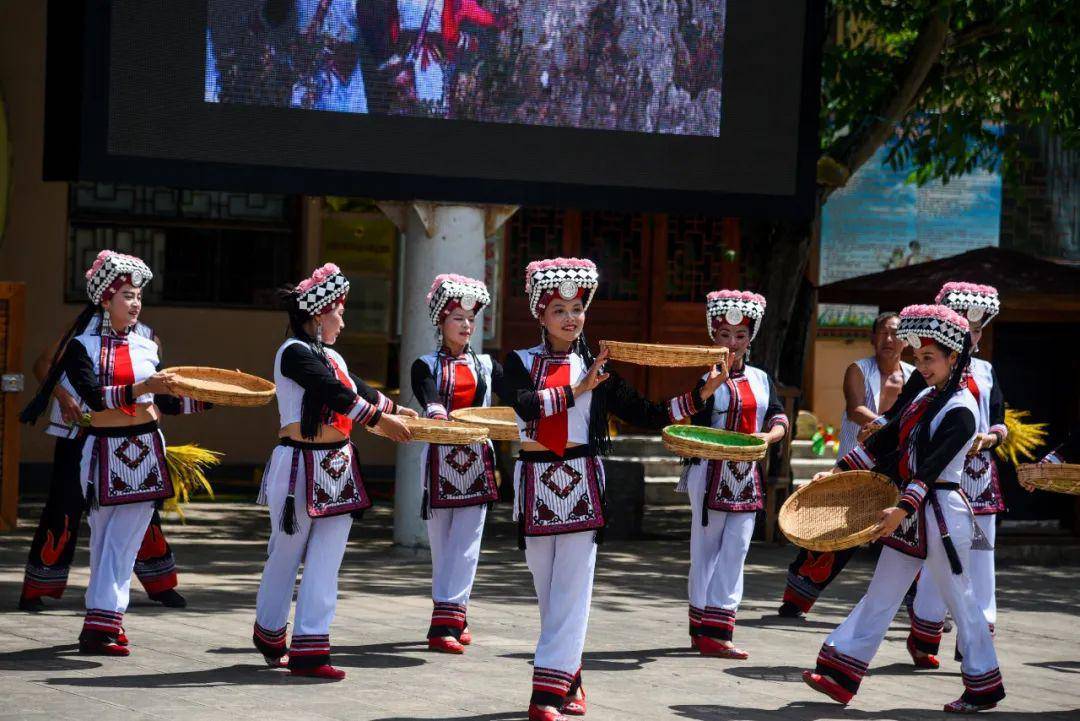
[205,0,726,137]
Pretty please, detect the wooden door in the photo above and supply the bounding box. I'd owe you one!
[501,208,652,390]
[645,215,740,400]
[0,282,26,532]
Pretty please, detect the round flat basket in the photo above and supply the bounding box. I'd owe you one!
[600,341,729,368]
[450,406,519,442]
[662,425,767,461]
[1016,463,1080,495]
[162,366,276,407]
[779,471,899,552]
[370,417,488,445]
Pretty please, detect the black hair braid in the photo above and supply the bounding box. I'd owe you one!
[19,304,98,425]
[914,334,973,452]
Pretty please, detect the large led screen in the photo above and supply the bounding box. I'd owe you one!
[46,0,822,216]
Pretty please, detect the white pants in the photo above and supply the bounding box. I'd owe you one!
[427,505,487,606]
[821,490,1001,697]
[85,501,155,614]
[914,513,997,630]
[526,531,597,684]
[254,448,353,640]
[687,463,756,640]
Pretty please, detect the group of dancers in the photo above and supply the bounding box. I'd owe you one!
[17,250,1077,719]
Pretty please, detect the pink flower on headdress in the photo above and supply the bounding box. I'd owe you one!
[934,281,998,304]
[297,263,342,293]
[524,257,597,293]
[426,273,485,303]
[84,249,143,280]
[706,289,767,307]
[900,303,970,331]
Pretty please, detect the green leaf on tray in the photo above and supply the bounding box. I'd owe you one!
[664,425,764,447]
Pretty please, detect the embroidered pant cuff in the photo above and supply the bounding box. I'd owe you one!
[908,610,945,655]
[81,609,124,643]
[253,622,288,658]
[782,584,816,613]
[21,572,69,601]
[815,645,868,697]
[137,568,178,595]
[531,666,574,707]
[288,634,331,670]
[961,668,1006,706]
[688,605,704,636]
[700,607,736,641]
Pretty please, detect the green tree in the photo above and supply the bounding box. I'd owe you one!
[751,0,1080,384]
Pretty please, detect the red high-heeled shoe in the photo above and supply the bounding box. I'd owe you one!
[79,639,130,657]
[697,635,749,659]
[117,628,129,646]
[459,627,472,645]
[428,636,465,654]
[802,670,853,705]
[528,704,569,721]
[290,664,346,680]
[562,687,586,716]
[907,636,940,669]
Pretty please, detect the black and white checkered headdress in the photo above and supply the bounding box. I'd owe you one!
[427,274,490,327]
[295,263,350,315]
[524,257,599,319]
[705,290,767,342]
[898,304,970,353]
[935,282,1000,326]
[85,250,153,305]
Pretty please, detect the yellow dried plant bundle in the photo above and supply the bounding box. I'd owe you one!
[163,444,223,521]
[995,407,1048,467]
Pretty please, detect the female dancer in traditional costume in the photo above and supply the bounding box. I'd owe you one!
[908,283,1007,668]
[22,251,209,654]
[411,274,501,653]
[19,271,188,612]
[684,291,789,658]
[803,304,1005,713]
[502,258,727,721]
[252,264,415,679]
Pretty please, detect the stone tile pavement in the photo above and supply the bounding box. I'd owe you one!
[1,502,1077,721]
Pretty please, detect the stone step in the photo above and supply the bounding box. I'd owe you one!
[607,455,683,478]
[645,476,685,506]
[789,439,842,461]
[609,434,666,457]
[791,456,837,481]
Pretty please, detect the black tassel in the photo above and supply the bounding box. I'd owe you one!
[84,481,98,511]
[280,494,297,535]
[421,488,430,521]
[701,491,709,527]
[350,509,365,521]
[942,533,963,575]
[517,513,526,551]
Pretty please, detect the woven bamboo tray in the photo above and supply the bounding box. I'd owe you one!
[1016,463,1080,495]
[370,417,488,445]
[662,425,767,461]
[450,406,519,442]
[600,341,729,368]
[162,366,276,407]
[779,471,898,552]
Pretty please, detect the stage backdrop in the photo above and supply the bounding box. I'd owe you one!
[45,0,822,217]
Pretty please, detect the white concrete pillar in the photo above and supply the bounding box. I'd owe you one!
[377,201,517,548]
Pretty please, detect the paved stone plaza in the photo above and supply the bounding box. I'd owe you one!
[1,502,1077,721]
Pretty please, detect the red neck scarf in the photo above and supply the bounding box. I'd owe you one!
[326,355,354,436]
[535,355,571,457]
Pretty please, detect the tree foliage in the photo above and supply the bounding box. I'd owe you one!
[821,0,1080,191]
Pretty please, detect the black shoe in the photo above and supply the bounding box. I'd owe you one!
[777,602,805,619]
[18,596,46,613]
[148,589,187,608]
